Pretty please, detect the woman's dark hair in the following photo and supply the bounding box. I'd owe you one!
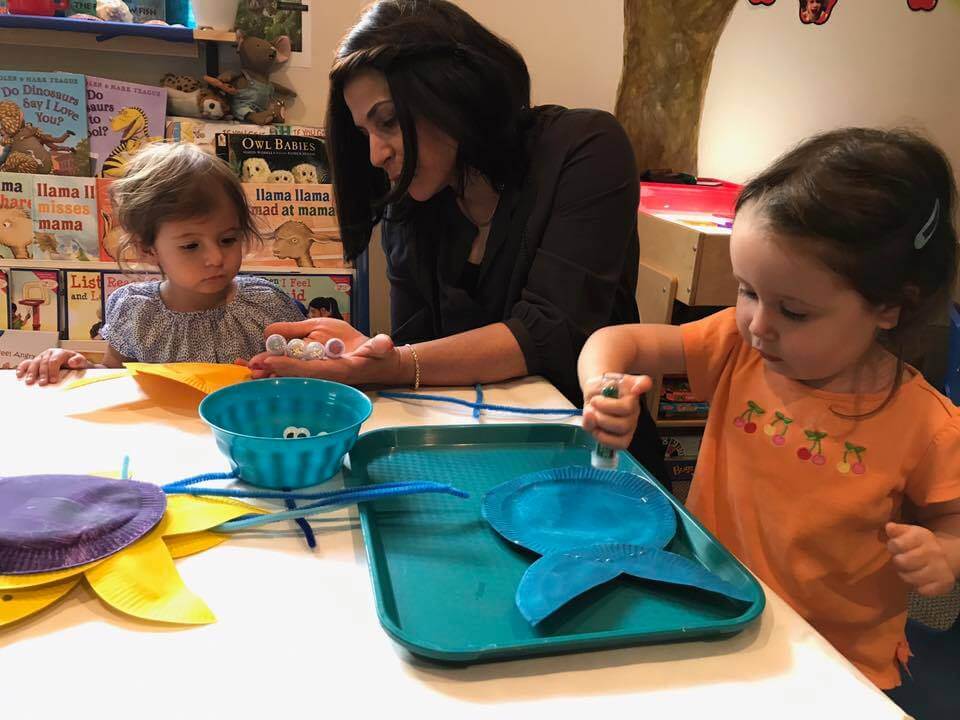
[327,0,531,259]
[737,126,958,405]
[309,296,344,319]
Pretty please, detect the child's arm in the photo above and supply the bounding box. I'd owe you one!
[577,324,686,449]
[16,344,128,386]
[887,499,960,596]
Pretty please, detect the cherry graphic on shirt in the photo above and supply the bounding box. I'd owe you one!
[798,430,828,465]
[733,401,765,433]
[837,442,867,475]
[763,411,794,446]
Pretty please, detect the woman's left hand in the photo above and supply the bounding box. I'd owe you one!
[885,521,956,596]
[245,318,404,386]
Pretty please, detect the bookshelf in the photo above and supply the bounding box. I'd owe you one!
[0,15,236,73]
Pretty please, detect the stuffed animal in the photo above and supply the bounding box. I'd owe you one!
[205,32,297,125]
[97,0,133,22]
[160,74,231,120]
[241,157,272,183]
[268,169,295,184]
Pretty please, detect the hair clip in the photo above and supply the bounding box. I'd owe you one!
[914,198,940,250]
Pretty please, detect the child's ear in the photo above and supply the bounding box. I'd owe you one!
[876,304,902,330]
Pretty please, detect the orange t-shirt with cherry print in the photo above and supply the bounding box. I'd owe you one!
[681,308,960,689]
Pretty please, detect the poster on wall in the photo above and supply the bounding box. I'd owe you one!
[235,0,312,68]
[747,1,940,25]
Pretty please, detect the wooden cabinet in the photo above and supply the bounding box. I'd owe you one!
[636,209,737,427]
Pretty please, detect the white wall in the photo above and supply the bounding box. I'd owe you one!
[699,0,960,184]
[273,0,623,129]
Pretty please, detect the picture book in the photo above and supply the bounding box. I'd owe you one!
[0,71,90,176]
[101,270,162,309]
[0,268,8,330]
[65,270,103,341]
[255,272,352,325]
[86,76,166,178]
[9,268,63,334]
[0,329,59,370]
[216,132,329,184]
[165,116,272,155]
[31,176,98,261]
[0,171,35,260]
[165,117,324,155]
[128,0,165,22]
[242,183,346,269]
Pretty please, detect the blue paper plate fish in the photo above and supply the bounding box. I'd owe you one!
[482,466,752,625]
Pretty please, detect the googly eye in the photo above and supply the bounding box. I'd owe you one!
[296,427,310,438]
[283,426,299,439]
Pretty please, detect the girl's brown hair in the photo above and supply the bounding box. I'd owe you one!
[737,127,959,409]
[109,142,260,266]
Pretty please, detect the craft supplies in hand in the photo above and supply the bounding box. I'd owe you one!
[324,338,345,359]
[265,336,343,360]
[591,373,622,469]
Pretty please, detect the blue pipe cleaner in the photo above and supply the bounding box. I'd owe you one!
[379,391,582,417]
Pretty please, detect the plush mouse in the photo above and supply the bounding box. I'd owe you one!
[206,32,297,125]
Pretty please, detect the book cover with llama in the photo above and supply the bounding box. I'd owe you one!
[0,268,8,330]
[65,270,103,341]
[0,171,35,260]
[31,176,99,261]
[9,268,63,334]
[255,272,352,325]
[241,183,346,269]
[0,71,90,176]
[86,76,166,178]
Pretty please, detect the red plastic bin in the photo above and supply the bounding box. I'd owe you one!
[639,178,742,218]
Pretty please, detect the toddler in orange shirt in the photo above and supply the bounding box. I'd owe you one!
[578,128,960,691]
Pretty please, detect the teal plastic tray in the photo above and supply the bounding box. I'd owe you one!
[345,424,764,663]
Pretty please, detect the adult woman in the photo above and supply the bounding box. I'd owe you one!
[249,0,665,478]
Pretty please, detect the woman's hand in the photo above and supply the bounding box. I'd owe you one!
[580,373,652,449]
[246,318,405,386]
[16,348,89,386]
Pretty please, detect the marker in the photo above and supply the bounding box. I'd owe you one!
[591,373,624,469]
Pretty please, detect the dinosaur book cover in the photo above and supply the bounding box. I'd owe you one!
[31,176,98,262]
[86,76,166,178]
[241,182,346,269]
[0,71,90,177]
[8,268,63,335]
[254,272,352,325]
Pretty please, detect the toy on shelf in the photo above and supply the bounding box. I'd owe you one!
[207,32,296,125]
[161,74,231,120]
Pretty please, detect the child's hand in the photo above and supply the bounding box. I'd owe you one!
[886,522,957,596]
[16,349,88,386]
[580,374,652,450]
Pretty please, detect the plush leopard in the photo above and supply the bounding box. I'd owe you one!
[160,74,231,120]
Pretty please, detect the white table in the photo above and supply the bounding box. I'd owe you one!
[0,371,907,719]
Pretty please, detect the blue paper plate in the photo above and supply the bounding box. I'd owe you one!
[481,466,677,555]
[516,543,755,625]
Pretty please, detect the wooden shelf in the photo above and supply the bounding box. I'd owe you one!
[0,15,236,64]
[657,418,707,429]
[0,259,355,275]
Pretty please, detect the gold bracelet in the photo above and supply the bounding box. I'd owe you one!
[405,343,421,390]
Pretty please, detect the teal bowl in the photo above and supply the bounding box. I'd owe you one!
[199,378,373,489]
